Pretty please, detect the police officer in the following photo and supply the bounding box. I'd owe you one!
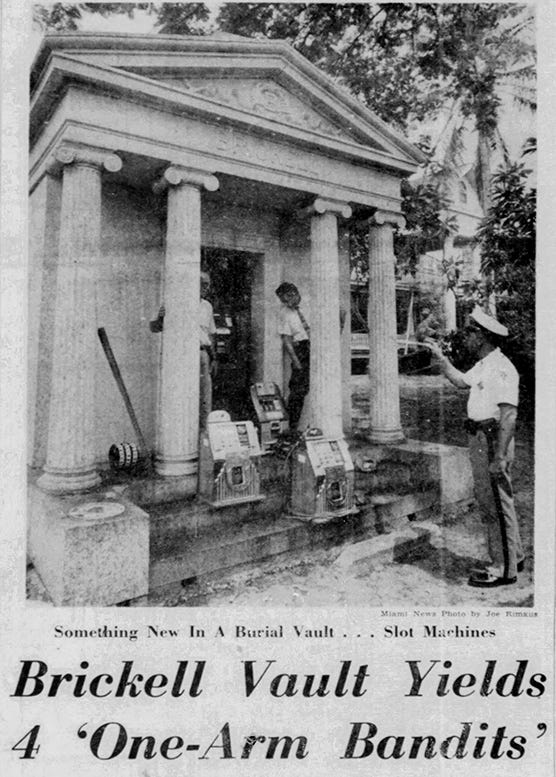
[427,306,525,587]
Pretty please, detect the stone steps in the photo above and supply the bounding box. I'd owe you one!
[147,486,441,594]
[148,489,287,558]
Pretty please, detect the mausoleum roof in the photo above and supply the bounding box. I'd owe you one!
[31,33,425,177]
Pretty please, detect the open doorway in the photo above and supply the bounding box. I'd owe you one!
[201,247,256,419]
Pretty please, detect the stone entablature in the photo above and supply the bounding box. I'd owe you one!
[30,88,403,214]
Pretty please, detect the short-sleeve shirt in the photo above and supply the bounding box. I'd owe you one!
[200,298,216,347]
[278,305,309,343]
[463,348,519,421]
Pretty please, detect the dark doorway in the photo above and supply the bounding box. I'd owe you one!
[201,247,255,420]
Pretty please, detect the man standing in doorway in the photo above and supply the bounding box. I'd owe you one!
[275,282,310,432]
[426,306,525,587]
[150,270,216,430]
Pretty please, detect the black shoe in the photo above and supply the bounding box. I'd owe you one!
[468,574,517,588]
[472,560,525,577]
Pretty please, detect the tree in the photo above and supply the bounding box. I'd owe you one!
[395,179,457,277]
[33,3,210,35]
[475,145,536,412]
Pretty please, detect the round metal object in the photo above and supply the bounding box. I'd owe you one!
[109,442,141,470]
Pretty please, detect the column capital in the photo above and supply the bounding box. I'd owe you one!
[368,209,406,229]
[49,143,122,175]
[153,166,219,194]
[298,197,352,220]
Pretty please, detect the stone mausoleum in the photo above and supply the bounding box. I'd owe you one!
[28,33,472,605]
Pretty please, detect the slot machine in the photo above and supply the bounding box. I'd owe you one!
[289,429,358,522]
[198,410,264,508]
[250,382,289,454]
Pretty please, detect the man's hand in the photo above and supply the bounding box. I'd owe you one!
[424,337,469,389]
[494,404,517,476]
[489,456,507,476]
[424,337,443,359]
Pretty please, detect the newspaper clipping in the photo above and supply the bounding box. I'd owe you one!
[1,1,554,775]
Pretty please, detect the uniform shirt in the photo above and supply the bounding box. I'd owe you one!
[463,348,519,421]
[278,305,310,342]
[200,298,216,347]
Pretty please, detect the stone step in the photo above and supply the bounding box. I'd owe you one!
[147,487,441,593]
[149,510,362,590]
[334,522,441,571]
[149,489,287,558]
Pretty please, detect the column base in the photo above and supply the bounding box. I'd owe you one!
[154,456,198,479]
[37,467,101,494]
[367,428,405,444]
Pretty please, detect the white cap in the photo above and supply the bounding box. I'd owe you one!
[469,306,508,337]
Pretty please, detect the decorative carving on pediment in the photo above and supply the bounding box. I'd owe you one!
[159,77,352,140]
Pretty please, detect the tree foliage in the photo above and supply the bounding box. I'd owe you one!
[33,3,209,35]
[395,179,457,276]
[216,3,533,135]
[475,150,536,409]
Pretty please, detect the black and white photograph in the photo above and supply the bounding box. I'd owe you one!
[24,2,537,608]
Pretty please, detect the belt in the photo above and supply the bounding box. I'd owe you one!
[464,418,498,435]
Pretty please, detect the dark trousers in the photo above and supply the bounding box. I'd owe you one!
[288,340,310,430]
[468,423,524,578]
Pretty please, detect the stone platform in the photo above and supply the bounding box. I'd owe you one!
[27,439,474,606]
[27,476,149,606]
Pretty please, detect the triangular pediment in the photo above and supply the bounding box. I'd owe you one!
[139,75,372,147]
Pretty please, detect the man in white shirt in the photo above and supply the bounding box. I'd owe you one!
[150,271,216,430]
[275,282,310,431]
[427,306,525,587]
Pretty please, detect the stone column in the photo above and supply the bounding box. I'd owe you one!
[38,144,122,493]
[367,210,405,444]
[307,198,352,438]
[153,166,218,481]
